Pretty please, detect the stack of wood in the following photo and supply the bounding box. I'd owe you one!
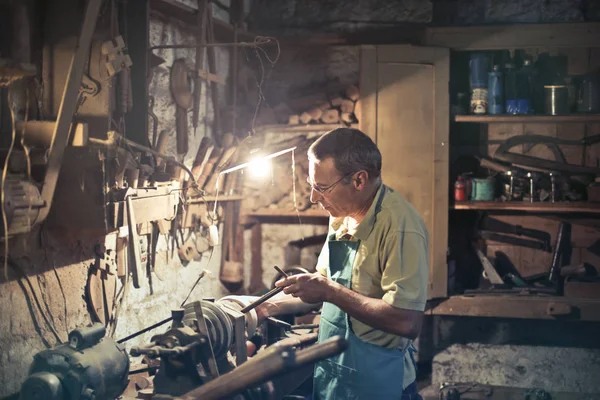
[242,135,317,212]
[255,84,361,127]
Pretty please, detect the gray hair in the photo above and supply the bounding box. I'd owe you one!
[308,128,381,180]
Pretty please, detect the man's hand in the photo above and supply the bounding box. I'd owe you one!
[275,273,335,304]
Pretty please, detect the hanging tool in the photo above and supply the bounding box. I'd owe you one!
[548,222,572,285]
[126,195,143,288]
[148,96,159,148]
[170,58,192,157]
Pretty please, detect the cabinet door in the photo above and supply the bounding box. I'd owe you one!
[360,45,449,299]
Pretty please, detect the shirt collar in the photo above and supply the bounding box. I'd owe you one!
[329,184,386,241]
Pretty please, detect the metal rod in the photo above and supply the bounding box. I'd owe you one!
[241,286,283,313]
[240,266,289,313]
[219,147,297,175]
[117,316,173,344]
[274,265,289,278]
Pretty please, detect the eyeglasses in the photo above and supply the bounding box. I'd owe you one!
[306,172,355,195]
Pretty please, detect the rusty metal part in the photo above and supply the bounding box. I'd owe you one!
[493,134,600,176]
[36,0,103,225]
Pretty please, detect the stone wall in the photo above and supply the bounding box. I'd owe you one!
[0,2,233,397]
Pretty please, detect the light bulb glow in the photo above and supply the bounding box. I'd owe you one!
[248,157,271,178]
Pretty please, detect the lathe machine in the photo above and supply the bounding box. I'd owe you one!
[18,296,342,400]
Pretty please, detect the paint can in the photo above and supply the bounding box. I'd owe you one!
[471,177,495,201]
[544,85,569,115]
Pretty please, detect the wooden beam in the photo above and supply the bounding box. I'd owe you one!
[429,295,600,322]
[149,0,257,43]
[425,22,600,50]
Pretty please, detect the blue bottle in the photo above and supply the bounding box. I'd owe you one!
[504,62,518,114]
[470,53,489,89]
[488,65,504,115]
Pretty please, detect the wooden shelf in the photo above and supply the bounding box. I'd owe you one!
[452,201,600,213]
[187,194,245,203]
[429,294,600,322]
[253,124,358,134]
[454,114,600,123]
[241,208,329,225]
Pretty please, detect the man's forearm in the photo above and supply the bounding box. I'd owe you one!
[327,284,422,339]
[260,291,321,319]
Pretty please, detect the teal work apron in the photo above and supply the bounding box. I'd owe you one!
[313,236,407,400]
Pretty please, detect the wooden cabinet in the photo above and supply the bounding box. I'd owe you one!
[360,45,450,299]
[360,23,600,321]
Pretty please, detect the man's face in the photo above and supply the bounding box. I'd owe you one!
[308,157,355,218]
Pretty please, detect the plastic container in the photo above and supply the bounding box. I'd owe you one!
[504,62,518,114]
[488,65,504,115]
[470,53,489,89]
[519,59,537,114]
[454,176,466,201]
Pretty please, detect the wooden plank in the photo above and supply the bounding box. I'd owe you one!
[111,192,179,228]
[375,45,449,299]
[571,223,600,248]
[359,46,377,143]
[485,244,521,274]
[429,295,600,321]
[563,47,591,76]
[453,201,600,213]
[455,114,600,123]
[557,123,586,165]
[425,22,600,50]
[519,247,554,277]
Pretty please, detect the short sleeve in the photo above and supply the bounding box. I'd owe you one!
[380,230,429,311]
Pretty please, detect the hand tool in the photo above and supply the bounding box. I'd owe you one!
[241,266,288,313]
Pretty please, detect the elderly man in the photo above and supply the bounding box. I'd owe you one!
[258,128,429,399]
